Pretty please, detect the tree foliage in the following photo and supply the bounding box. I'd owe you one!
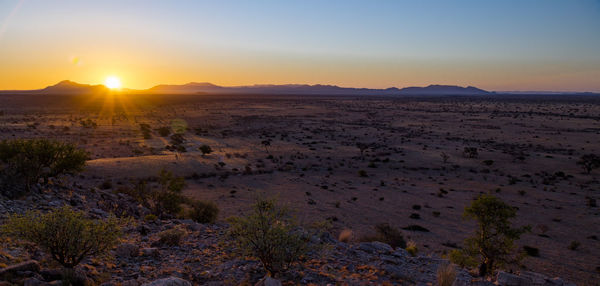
[1,206,122,268]
[228,198,309,276]
[0,139,88,196]
[452,194,530,277]
[577,154,600,174]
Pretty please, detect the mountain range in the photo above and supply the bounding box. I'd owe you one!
[0,80,494,96]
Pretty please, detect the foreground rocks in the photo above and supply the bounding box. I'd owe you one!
[0,185,576,285]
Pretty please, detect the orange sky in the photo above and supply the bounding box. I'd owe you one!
[1,1,599,92]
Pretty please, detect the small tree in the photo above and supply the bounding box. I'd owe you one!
[1,206,122,269]
[577,154,600,174]
[0,139,88,194]
[228,198,309,276]
[199,144,213,156]
[152,169,186,215]
[453,194,530,277]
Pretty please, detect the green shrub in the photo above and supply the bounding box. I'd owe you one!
[144,214,158,222]
[158,227,186,246]
[1,206,121,268]
[0,139,88,195]
[157,126,171,137]
[228,198,309,276]
[454,194,530,277]
[448,249,478,268]
[577,154,600,174]
[188,200,219,223]
[199,145,213,155]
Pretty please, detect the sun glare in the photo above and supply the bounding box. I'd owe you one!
[105,76,121,89]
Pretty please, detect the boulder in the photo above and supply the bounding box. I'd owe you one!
[141,277,192,286]
[497,271,531,286]
[0,260,40,278]
[357,241,393,254]
[115,243,140,258]
[255,276,282,286]
[140,247,160,258]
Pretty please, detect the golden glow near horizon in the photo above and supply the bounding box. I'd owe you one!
[0,1,598,92]
[104,76,121,89]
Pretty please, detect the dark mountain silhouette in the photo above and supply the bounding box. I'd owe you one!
[146,83,491,95]
[0,80,494,96]
[40,80,109,94]
[398,85,490,95]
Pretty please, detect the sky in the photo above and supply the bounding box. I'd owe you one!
[0,0,599,91]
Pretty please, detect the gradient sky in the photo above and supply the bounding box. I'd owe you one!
[1,0,599,91]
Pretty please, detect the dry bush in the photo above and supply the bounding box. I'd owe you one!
[158,227,186,246]
[360,223,406,249]
[1,206,122,268]
[188,199,219,223]
[436,263,457,286]
[228,198,309,276]
[338,229,353,243]
[406,240,418,256]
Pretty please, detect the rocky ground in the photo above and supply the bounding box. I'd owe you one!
[0,93,598,285]
[0,184,577,285]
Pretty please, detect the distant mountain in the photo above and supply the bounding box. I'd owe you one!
[146,83,490,96]
[147,82,223,94]
[0,80,493,96]
[398,85,490,95]
[39,80,109,94]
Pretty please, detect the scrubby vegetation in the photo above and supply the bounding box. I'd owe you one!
[1,206,122,268]
[360,223,406,249]
[0,138,88,196]
[188,199,219,223]
[228,198,309,276]
[450,194,530,277]
[577,154,600,174]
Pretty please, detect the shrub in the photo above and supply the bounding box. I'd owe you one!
[448,249,478,268]
[338,229,353,243]
[152,169,186,216]
[523,246,540,257]
[158,228,186,246]
[157,126,171,137]
[455,194,530,277]
[144,214,158,222]
[568,241,580,251]
[0,139,88,194]
[188,200,219,223]
[437,263,457,286]
[358,170,368,177]
[1,206,121,268]
[228,198,309,276]
[199,145,213,155]
[361,223,406,249]
[577,154,600,174]
[406,240,418,256]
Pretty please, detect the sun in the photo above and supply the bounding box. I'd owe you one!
[105,76,122,89]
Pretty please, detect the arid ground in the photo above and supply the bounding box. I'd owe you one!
[1,93,598,284]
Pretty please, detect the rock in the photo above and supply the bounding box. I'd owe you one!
[497,271,530,286]
[358,241,393,254]
[23,277,48,286]
[40,268,63,281]
[122,279,139,286]
[255,276,282,286]
[141,277,192,286]
[0,260,40,278]
[116,243,140,258]
[140,247,160,258]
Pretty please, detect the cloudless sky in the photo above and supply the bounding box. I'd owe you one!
[0,0,599,91]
